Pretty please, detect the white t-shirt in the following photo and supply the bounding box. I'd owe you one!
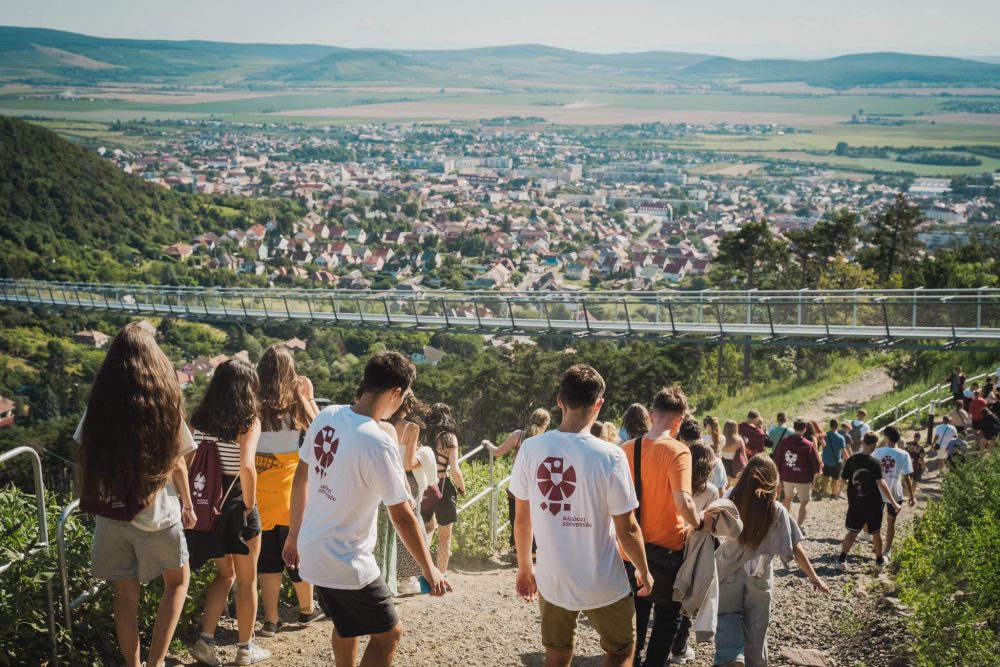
[710,457,727,492]
[297,405,411,590]
[852,420,871,438]
[257,418,302,454]
[932,424,958,450]
[693,482,720,515]
[509,429,638,612]
[873,446,913,503]
[74,411,197,532]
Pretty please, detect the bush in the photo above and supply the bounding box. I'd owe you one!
[896,451,1000,665]
[449,456,513,559]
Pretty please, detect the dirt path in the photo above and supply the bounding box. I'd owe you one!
[797,367,895,422]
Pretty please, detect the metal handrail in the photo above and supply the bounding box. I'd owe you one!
[872,371,992,429]
[56,499,106,639]
[0,446,58,665]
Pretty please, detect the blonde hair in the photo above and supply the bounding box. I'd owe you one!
[703,416,723,454]
[524,408,551,439]
[723,419,740,444]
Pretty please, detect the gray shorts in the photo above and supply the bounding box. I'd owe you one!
[92,516,188,583]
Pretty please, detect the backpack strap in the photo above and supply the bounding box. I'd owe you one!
[633,432,645,525]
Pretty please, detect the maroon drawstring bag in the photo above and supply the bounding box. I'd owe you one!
[187,438,236,532]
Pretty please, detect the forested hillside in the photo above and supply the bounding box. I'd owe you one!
[0,115,302,282]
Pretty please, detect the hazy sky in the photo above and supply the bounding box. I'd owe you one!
[1,0,998,58]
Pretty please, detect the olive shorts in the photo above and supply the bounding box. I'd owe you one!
[538,592,635,654]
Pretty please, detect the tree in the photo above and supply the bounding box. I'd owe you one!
[710,220,789,290]
[835,141,849,156]
[860,194,925,284]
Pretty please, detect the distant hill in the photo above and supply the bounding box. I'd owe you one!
[3,26,1000,89]
[682,52,1000,88]
[0,115,300,281]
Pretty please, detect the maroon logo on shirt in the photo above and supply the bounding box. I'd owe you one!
[537,457,577,516]
[880,455,896,475]
[313,426,339,478]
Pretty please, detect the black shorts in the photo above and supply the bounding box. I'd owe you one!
[885,502,901,519]
[823,464,843,478]
[185,475,261,570]
[257,525,302,581]
[315,578,398,638]
[845,501,883,535]
[421,478,459,526]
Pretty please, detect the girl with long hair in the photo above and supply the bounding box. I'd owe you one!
[485,408,551,553]
[721,419,747,486]
[619,403,651,442]
[76,323,197,667]
[186,359,268,666]
[714,454,828,667]
[254,346,323,638]
[702,415,724,454]
[387,393,435,595]
[423,402,466,575]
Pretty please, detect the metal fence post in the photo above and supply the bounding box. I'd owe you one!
[488,452,497,547]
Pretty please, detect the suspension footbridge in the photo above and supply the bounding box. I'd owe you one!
[3,280,1000,351]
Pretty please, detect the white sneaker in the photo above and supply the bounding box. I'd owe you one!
[191,638,222,666]
[859,531,873,543]
[670,646,696,663]
[883,548,893,562]
[398,577,422,596]
[234,642,271,665]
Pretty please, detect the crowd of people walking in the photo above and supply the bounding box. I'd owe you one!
[73,322,1000,667]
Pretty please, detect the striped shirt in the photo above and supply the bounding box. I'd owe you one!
[193,430,243,476]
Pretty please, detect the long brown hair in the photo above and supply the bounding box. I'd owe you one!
[689,442,715,495]
[703,416,722,454]
[79,323,185,509]
[424,402,458,451]
[191,359,259,441]
[729,454,780,551]
[524,408,551,439]
[723,419,740,445]
[257,345,310,432]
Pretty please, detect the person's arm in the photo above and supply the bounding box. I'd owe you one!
[387,501,451,596]
[448,437,466,495]
[514,497,538,602]
[673,490,703,530]
[793,542,829,593]
[296,376,319,420]
[612,511,653,597]
[877,479,900,512]
[238,418,261,511]
[904,474,916,506]
[403,423,420,471]
[282,460,309,569]
[486,430,521,458]
[171,454,196,529]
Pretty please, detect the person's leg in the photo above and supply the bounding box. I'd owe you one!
[781,482,793,513]
[147,565,190,667]
[508,491,517,550]
[113,578,142,667]
[293,579,316,613]
[232,537,261,644]
[742,570,774,667]
[840,530,859,556]
[641,600,682,667]
[539,593,578,667]
[872,532,884,561]
[330,628,360,667]
[670,616,692,658]
[544,649,575,667]
[201,556,237,636]
[714,570,746,666]
[831,477,841,498]
[260,572,283,624]
[821,474,831,496]
[435,523,453,573]
[584,594,636,667]
[884,507,898,554]
[797,493,810,528]
[360,623,404,667]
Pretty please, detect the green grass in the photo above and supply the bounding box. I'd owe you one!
[706,355,881,424]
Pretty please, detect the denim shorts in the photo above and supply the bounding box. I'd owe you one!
[92,516,188,583]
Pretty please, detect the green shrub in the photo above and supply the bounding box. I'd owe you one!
[897,451,1000,665]
[449,456,513,559]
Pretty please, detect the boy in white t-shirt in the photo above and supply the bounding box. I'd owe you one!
[283,351,449,667]
[872,425,915,561]
[510,364,653,667]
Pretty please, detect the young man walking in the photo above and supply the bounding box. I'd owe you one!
[767,413,791,454]
[836,433,900,571]
[740,410,769,456]
[772,418,822,533]
[849,410,870,450]
[510,364,653,667]
[822,419,849,499]
[283,351,450,667]
[872,426,916,562]
[621,387,712,667]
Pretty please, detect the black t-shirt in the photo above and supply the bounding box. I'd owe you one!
[841,453,883,506]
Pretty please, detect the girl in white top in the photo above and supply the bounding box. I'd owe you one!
[388,394,433,594]
[721,419,747,486]
[254,345,321,636]
[77,323,196,667]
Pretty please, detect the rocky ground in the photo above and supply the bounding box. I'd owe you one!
[168,368,926,667]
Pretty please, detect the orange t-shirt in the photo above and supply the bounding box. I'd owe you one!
[620,435,692,554]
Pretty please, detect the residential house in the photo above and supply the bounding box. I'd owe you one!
[72,329,110,348]
[0,395,15,429]
[411,345,446,366]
